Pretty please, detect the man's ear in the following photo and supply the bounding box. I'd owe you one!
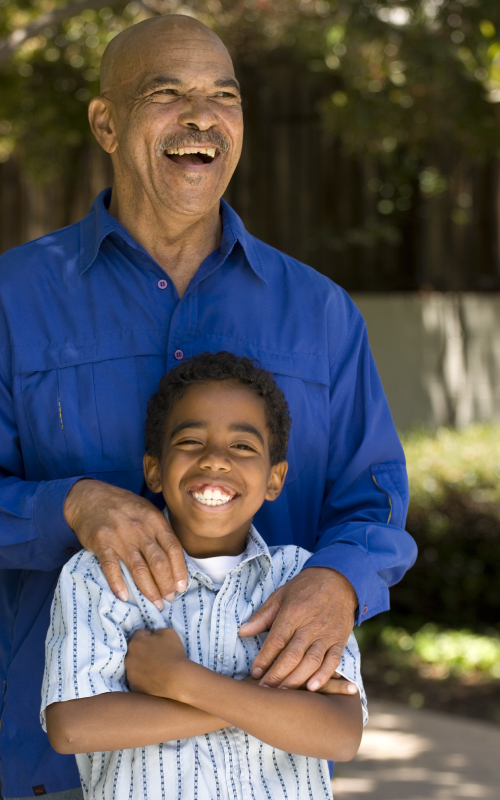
[265,461,288,502]
[88,97,118,154]
[143,454,163,493]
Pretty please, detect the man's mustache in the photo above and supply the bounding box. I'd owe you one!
[156,130,229,156]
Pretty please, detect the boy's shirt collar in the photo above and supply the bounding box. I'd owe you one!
[162,508,273,594]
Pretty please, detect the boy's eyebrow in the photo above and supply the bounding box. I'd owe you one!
[169,420,206,438]
[228,423,264,446]
[169,421,265,445]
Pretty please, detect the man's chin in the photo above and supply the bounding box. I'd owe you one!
[181,173,207,187]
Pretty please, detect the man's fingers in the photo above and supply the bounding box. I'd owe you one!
[140,538,176,601]
[306,644,345,691]
[262,637,327,688]
[238,588,284,642]
[157,529,188,592]
[126,549,167,610]
[99,550,129,602]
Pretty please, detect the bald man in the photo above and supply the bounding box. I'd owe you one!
[0,15,416,799]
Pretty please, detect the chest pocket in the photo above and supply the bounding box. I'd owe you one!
[21,352,166,478]
[190,338,331,485]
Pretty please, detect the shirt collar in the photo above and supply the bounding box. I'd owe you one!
[162,508,272,594]
[78,188,267,284]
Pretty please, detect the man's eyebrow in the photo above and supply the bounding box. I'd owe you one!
[214,77,241,93]
[170,420,206,438]
[142,75,183,92]
[228,423,264,446]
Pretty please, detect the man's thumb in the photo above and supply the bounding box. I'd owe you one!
[238,588,283,637]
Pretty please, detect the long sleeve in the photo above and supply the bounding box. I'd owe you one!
[0,316,82,571]
[304,305,417,623]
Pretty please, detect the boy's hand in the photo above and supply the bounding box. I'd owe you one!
[64,479,187,610]
[125,628,187,697]
[238,567,357,691]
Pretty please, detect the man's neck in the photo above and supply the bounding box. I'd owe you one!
[108,186,222,298]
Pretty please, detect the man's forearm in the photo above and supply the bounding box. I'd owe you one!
[46,692,229,754]
[169,663,362,761]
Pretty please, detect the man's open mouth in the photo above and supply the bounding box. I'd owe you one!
[189,483,237,506]
[165,146,217,166]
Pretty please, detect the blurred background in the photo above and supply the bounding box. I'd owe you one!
[1,0,500,792]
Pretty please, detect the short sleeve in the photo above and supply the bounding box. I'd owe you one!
[40,551,143,730]
[336,633,368,726]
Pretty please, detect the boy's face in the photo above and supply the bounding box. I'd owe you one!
[143,380,288,557]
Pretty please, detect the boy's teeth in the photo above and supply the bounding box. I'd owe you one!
[191,487,234,506]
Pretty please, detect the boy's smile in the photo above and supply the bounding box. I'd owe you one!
[143,380,287,558]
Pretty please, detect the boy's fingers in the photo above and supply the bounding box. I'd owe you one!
[238,587,284,639]
[316,676,359,696]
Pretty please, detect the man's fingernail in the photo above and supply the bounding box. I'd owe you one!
[176,580,187,592]
[309,680,320,691]
[154,599,164,611]
[117,591,128,602]
[347,683,358,694]
[252,668,264,678]
[164,592,175,602]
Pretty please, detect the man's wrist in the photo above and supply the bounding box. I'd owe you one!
[64,478,96,530]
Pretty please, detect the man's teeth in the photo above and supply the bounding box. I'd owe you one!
[166,147,216,158]
[191,487,234,506]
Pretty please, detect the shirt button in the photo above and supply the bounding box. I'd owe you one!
[67,547,78,556]
[174,349,184,360]
[157,279,168,289]
[362,605,368,616]
[218,652,224,662]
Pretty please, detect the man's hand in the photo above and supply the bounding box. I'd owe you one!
[64,480,187,609]
[238,567,357,691]
[125,628,186,697]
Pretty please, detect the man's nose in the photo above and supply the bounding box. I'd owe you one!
[178,94,218,131]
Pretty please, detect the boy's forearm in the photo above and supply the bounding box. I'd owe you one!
[168,663,363,761]
[46,691,229,755]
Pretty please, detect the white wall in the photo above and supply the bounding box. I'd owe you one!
[351,293,500,431]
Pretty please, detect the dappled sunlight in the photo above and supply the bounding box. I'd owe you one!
[332,702,500,799]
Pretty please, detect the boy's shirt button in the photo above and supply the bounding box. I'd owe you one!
[218,652,224,662]
[174,349,184,360]
[362,605,368,615]
[157,279,168,289]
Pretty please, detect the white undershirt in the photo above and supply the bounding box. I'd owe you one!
[190,552,245,589]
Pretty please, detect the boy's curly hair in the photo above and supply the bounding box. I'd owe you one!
[145,351,291,465]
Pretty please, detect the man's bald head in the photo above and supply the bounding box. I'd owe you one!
[100,15,233,97]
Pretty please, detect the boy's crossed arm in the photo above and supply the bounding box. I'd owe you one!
[46,628,362,762]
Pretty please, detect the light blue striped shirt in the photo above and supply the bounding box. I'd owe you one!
[41,526,368,800]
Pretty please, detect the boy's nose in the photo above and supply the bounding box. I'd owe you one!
[198,448,231,471]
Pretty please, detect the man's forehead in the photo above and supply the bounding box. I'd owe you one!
[101,17,235,96]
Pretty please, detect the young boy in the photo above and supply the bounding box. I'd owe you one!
[41,351,368,799]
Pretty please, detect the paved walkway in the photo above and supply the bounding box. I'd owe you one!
[331,701,500,799]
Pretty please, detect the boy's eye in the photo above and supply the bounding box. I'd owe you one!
[233,443,256,452]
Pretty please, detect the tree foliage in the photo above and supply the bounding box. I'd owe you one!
[2,0,500,188]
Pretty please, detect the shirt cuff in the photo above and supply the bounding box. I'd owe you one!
[302,543,389,625]
[32,477,85,569]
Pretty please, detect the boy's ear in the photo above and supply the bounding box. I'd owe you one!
[265,461,288,502]
[143,454,163,493]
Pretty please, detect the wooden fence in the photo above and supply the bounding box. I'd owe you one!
[2,54,500,292]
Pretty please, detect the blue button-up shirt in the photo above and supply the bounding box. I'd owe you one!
[0,189,416,797]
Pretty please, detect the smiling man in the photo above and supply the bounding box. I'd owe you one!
[0,14,416,800]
